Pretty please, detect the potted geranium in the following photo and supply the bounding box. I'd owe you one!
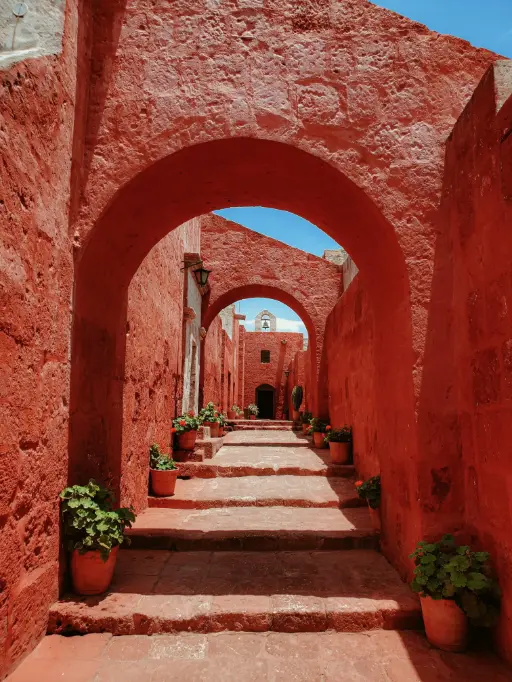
[301,412,312,434]
[218,412,227,436]
[60,480,136,595]
[324,426,352,463]
[228,404,240,419]
[150,443,179,496]
[291,385,303,421]
[199,401,221,437]
[247,403,259,420]
[307,418,329,448]
[355,476,381,530]
[410,534,500,652]
[172,411,199,450]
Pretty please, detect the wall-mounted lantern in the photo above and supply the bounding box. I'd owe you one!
[193,265,211,287]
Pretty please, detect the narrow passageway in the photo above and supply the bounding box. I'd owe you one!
[7,428,509,681]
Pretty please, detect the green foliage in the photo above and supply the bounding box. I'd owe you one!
[199,401,221,423]
[231,405,242,414]
[301,411,313,425]
[325,426,352,443]
[291,385,303,411]
[150,443,177,471]
[355,476,381,509]
[172,412,199,433]
[308,417,328,433]
[60,480,136,561]
[409,534,501,627]
[247,403,259,416]
[217,412,227,427]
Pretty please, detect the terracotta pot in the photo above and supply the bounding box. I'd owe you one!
[177,429,197,451]
[420,596,468,652]
[302,424,309,434]
[151,468,179,496]
[249,415,256,420]
[368,504,381,531]
[227,411,237,419]
[219,427,225,437]
[313,432,327,449]
[71,546,119,595]
[203,421,220,438]
[329,441,351,464]
[292,410,300,421]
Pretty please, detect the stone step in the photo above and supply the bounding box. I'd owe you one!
[232,425,294,431]
[230,420,294,426]
[125,507,377,551]
[48,550,421,636]
[14,631,511,681]
[178,446,354,478]
[222,431,311,448]
[148,476,363,510]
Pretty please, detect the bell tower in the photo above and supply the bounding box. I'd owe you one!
[255,310,277,332]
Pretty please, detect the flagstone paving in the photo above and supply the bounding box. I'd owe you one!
[7,631,511,681]
[7,429,509,680]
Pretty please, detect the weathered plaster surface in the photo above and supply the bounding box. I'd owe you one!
[0,0,65,68]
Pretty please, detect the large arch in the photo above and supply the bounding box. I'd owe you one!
[200,283,316,419]
[69,137,418,571]
[199,212,343,415]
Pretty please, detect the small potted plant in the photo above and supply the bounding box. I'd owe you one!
[60,480,136,595]
[172,411,199,450]
[199,401,221,437]
[291,385,303,421]
[248,403,259,420]
[150,443,179,496]
[355,476,381,530]
[301,411,312,434]
[218,412,227,436]
[307,418,329,448]
[324,426,352,463]
[228,404,240,419]
[410,534,500,652]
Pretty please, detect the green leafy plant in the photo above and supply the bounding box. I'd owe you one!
[355,476,381,509]
[410,534,501,627]
[172,412,199,434]
[247,403,259,416]
[231,404,242,414]
[325,426,352,443]
[307,417,329,434]
[291,385,303,411]
[60,480,136,561]
[217,412,227,427]
[199,401,220,423]
[150,443,177,471]
[301,411,313,425]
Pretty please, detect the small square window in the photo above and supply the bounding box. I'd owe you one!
[261,350,270,363]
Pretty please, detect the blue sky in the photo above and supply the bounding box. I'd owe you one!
[218,2,511,328]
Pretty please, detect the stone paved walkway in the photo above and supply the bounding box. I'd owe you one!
[7,631,511,681]
[7,429,510,680]
[148,475,363,508]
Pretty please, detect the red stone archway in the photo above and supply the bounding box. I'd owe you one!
[69,136,418,572]
[200,283,316,418]
[199,212,343,416]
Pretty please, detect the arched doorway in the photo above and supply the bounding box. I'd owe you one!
[69,137,417,571]
[256,384,275,419]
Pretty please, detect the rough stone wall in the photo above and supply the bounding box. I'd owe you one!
[203,317,224,408]
[121,220,201,513]
[203,307,241,411]
[0,0,81,675]
[431,61,512,661]
[242,332,304,417]
[325,274,378,478]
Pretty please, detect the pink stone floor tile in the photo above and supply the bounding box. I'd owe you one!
[7,632,511,681]
[149,475,362,509]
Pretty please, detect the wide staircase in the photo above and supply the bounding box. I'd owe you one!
[48,425,421,636]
